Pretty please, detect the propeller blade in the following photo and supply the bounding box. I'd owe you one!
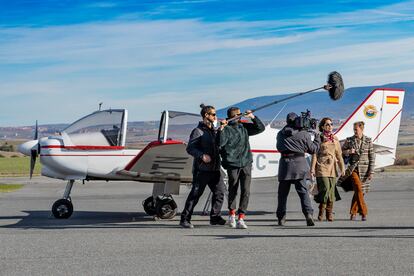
[34,120,38,140]
[30,148,37,179]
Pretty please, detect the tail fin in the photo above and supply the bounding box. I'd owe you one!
[335,88,405,169]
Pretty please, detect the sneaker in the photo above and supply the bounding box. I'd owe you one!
[361,215,367,221]
[236,219,248,229]
[305,214,315,227]
[210,216,226,225]
[228,215,236,228]
[278,216,286,226]
[179,220,194,229]
[350,214,357,221]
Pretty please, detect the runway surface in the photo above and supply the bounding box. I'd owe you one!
[1,172,414,275]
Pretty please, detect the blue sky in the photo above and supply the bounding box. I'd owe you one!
[1,0,414,126]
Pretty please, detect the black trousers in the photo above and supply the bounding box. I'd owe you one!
[227,164,252,214]
[276,179,313,219]
[181,170,225,222]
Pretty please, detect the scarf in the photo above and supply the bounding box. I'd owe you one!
[323,130,334,143]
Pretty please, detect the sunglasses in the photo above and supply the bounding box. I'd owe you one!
[208,113,217,116]
[324,123,333,126]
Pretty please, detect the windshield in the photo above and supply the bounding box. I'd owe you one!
[63,109,126,147]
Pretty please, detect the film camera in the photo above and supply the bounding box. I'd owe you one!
[294,110,318,131]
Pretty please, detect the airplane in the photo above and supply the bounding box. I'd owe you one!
[18,88,405,219]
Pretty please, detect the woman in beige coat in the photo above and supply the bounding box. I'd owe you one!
[311,118,345,221]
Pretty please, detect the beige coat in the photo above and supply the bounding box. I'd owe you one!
[311,136,345,177]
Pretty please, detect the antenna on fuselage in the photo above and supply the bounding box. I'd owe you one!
[98,102,103,111]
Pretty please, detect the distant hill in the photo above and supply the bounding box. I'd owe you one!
[218,82,414,120]
[1,82,413,141]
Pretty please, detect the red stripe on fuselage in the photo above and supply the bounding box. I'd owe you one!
[40,154,136,157]
[41,145,125,150]
[251,149,279,153]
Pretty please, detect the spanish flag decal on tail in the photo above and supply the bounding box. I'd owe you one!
[386,96,399,104]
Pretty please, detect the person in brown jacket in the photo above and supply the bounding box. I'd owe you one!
[311,117,345,222]
[342,121,375,221]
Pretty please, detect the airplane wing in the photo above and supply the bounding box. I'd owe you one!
[117,140,194,183]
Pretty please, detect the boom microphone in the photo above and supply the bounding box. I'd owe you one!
[327,71,344,100]
[226,71,345,123]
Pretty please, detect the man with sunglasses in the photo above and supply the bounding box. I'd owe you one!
[218,107,265,229]
[180,104,227,229]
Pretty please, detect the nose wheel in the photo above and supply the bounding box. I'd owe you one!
[52,198,73,219]
[51,179,75,219]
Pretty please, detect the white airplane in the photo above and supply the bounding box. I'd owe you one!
[18,88,405,219]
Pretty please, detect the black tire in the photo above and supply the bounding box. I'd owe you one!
[142,196,156,216]
[155,198,177,220]
[52,199,73,219]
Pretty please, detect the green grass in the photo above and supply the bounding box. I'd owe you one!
[0,157,41,176]
[0,184,24,193]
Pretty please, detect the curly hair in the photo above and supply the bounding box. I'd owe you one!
[318,117,333,132]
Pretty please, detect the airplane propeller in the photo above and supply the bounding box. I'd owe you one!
[30,148,37,179]
[29,120,39,179]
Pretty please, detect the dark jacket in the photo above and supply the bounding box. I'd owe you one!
[219,117,265,169]
[186,121,221,172]
[276,125,320,181]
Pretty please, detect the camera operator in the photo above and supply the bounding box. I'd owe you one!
[276,112,321,226]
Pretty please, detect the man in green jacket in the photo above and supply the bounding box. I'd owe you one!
[219,107,265,229]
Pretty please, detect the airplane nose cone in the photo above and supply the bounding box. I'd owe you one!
[18,140,39,156]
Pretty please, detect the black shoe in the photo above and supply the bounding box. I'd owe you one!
[180,220,194,229]
[306,214,315,227]
[210,216,226,225]
[278,216,286,226]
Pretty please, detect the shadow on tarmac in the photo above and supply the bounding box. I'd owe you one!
[0,210,274,230]
[0,211,164,229]
[192,232,414,239]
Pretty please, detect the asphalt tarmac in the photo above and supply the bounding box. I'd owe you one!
[1,172,413,275]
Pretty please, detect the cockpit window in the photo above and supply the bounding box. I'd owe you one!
[63,110,125,146]
[159,111,200,143]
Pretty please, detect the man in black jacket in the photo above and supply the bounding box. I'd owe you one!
[276,112,320,226]
[219,107,265,229]
[180,104,226,229]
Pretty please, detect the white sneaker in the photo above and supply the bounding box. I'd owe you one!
[236,219,248,229]
[228,215,236,228]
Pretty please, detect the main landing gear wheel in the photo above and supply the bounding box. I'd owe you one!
[52,198,73,219]
[155,197,177,220]
[142,196,157,216]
